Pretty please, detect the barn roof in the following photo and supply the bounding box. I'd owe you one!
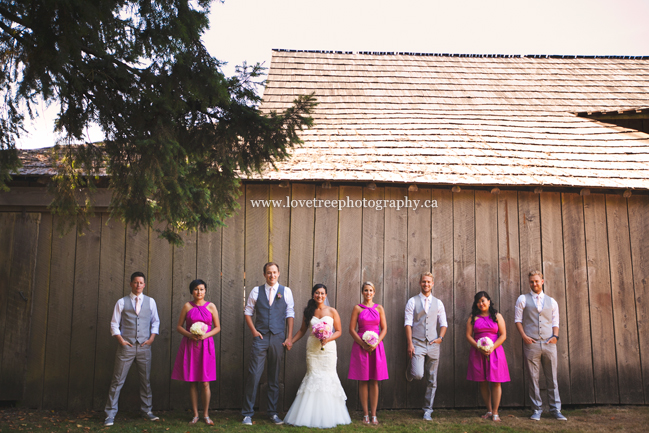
[256,50,649,189]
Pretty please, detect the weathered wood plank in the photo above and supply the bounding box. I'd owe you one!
[313,186,339,289]
[24,213,53,408]
[475,190,499,305]
[405,188,432,408]
[0,212,16,380]
[605,194,643,404]
[170,230,197,409]
[628,195,649,403]
[0,213,40,401]
[268,184,290,410]
[121,225,150,409]
[498,191,524,407]
[381,187,408,409]
[453,190,477,407]
[336,185,363,409]
[561,193,595,404]
[196,227,222,409]
[148,223,173,410]
[583,194,619,404]
[244,184,272,412]
[220,193,245,408]
[361,187,385,408]
[67,215,101,410]
[284,184,316,407]
[539,192,570,403]
[431,189,454,408]
[92,214,126,411]
[517,191,544,408]
[42,217,77,409]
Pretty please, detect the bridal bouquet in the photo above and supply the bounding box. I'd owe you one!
[362,331,379,347]
[312,321,333,350]
[190,322,208,347]
[477,336,494,354]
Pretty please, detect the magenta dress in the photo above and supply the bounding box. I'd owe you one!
[347,304,389,381]
[171,302,217,382]
[467,315,510,382]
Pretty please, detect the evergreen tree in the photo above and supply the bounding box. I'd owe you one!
[0,0,315,243]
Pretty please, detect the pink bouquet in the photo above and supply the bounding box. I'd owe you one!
[190,321,209,347]
[362,331,380,347]
[312,321,333,350]
[477,336,494,353]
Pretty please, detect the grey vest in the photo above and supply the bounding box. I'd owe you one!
[120,295,152,344]
[523,292,554,340]
[411,295,439,342]
[255,284,287,335]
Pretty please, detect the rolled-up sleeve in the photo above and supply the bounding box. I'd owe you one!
[110,298,124,336]
[437,300,448,328]
[284,287,295,318]
[514,294,526,323]
[551,297,560,328]
[244,286,259,316]
[149,298,160,335]
[404,297,415,327]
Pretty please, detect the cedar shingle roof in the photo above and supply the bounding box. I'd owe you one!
[257,50,649,189]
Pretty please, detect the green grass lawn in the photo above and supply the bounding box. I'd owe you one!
[2,406,648,432]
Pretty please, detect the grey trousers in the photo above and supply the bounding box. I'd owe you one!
[523,342,561,412]
[105,344,153,418]
[242,332,285,417]
[408,339,441,411]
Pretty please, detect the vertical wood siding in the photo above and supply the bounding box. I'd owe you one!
[1,187,648,409]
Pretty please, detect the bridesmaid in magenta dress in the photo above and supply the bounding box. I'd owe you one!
[172,279,221,425]
[348,282,388,425]
[466,291,510,422]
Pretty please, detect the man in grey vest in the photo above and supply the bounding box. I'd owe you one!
[241,262,295,426]
[104,271,160,427]
[515,270,567,421]
[404,272,447,420]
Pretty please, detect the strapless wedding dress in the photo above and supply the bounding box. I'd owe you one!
[283,316,352,428]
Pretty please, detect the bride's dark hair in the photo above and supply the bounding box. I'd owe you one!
[304,283,327,324]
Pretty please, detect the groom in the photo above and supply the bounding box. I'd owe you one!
[242,262,295,426]
[404,272,447,421]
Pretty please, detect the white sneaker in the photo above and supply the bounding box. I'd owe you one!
[242,416,253,426]
[423,410,433,421]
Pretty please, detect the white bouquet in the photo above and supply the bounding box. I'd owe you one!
[477,336,494,353]
[362,331,380,347]
[190,322,208,346]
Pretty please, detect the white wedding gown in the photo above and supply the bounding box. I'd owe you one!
[283,316,352,428]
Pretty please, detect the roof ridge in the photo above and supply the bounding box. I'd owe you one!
[272,49,649,60]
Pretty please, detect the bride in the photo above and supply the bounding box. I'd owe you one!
[283,284,352,428]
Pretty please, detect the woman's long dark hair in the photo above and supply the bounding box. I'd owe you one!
[304,284,327,324]
[470,291,498,323]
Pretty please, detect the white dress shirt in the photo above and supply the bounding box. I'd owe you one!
[514,290,560,327]
[404,293,448,328]
[110,292,161,336]
[244,283,295,318]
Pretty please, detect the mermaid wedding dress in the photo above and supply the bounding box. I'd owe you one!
[283,316,352,428]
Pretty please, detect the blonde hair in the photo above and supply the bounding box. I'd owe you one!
[528,270,544,279]
[420,272,434,282]
[361,281,376,291]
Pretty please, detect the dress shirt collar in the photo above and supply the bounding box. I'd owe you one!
[129,292,143,301]
[418,292,433,305]
[529,290,545,304]
[264,282,279,292]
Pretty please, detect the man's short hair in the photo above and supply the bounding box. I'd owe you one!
[528,270,544,279]
[420,272,434,282]
[263,262,279,274]
[130,271,146,282]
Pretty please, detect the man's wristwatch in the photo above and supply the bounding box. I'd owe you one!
[551,335,559,341]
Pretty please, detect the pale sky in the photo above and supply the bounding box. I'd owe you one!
[17,0,649,149]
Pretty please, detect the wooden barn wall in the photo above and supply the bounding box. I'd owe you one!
[1,186,648,410]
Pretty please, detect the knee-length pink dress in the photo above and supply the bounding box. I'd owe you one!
[467,315,510,382]
[348,304,389,381]
[171,302,216,382]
